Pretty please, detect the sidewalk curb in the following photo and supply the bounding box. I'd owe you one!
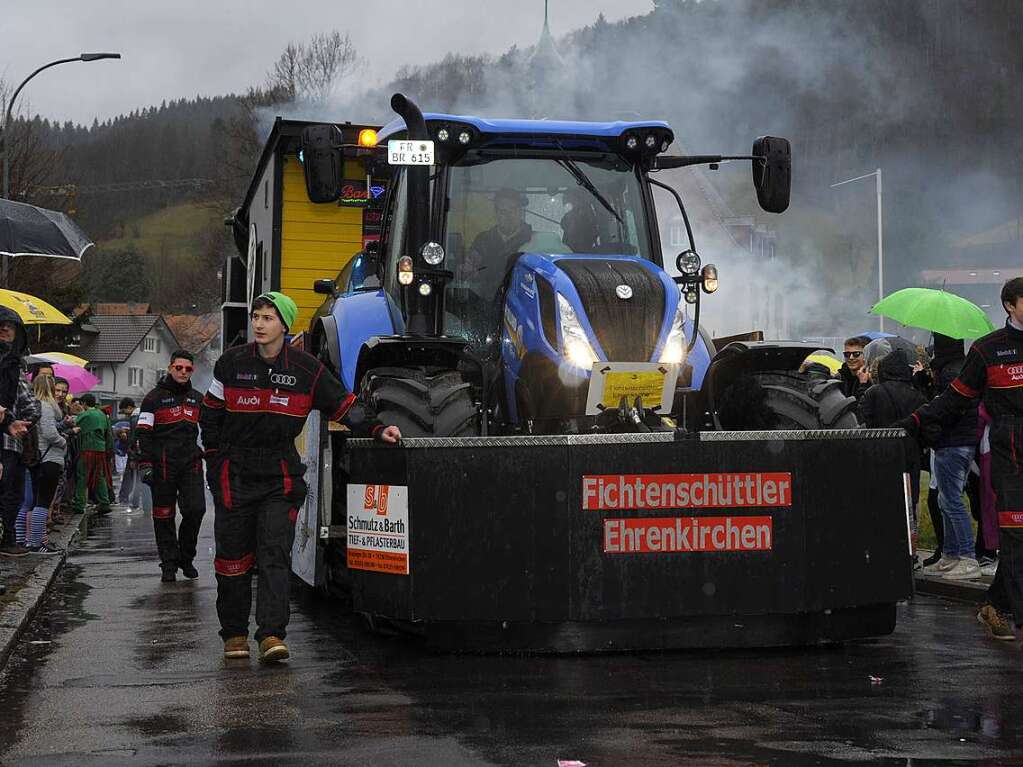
[0,511,90,671]
[914,575,987,603]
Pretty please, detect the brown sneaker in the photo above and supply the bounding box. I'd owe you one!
[0,544,30,557]
[223,636,250,659]
[977,605,1016,641]
[258,636,290,663]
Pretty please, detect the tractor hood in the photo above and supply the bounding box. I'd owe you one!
[507,253,682,365]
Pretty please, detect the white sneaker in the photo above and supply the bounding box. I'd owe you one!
[980,558,998,577]
[923,556,959,574]
[941,557,981,580]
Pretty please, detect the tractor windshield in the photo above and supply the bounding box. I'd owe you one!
[443,151,653,353]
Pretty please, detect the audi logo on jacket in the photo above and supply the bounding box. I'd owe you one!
[200,342,382,453]
[914,320,1023,427]
[135,377,204,467]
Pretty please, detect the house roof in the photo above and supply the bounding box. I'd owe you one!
[163,313,219,353]
[78,315,178,364]
[72,302,152,319]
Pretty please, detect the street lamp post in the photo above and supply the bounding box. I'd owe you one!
[831,168,884,332]
[1,52,120,285]
[2,53,121,200]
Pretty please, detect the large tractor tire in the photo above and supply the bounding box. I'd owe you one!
[718,371,859,431]
[360,366,479,437]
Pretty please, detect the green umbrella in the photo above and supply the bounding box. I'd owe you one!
[870,288,996,340]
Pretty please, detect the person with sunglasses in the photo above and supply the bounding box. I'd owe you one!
[837,335,873,401]
[135,350,206,583]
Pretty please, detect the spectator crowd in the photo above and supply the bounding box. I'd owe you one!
[807,276,1023,641]
[0,307,151,592]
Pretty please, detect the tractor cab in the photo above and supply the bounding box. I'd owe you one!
[372,125,663,363]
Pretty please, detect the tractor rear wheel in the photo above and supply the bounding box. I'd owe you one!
[718,371,859,430]
[756,372,860,430]
[360,366,479,437]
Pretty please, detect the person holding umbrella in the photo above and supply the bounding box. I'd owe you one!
[899,277,1023,640]
[0,307,40,558]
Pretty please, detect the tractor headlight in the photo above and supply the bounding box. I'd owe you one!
[701,264,719,294]
[437,128,450,142]
[677,250,701,275]
[397,256,414,286]
[659,304,688,365]
[421,241,445,266]
[557,292,598,369]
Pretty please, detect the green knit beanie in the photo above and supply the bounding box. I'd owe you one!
[256,291,298,332]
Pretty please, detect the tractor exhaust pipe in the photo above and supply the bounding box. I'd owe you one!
[390,93,428,140]
[390,93,434,336]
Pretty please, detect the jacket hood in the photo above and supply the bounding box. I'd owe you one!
[877,350,913,383]
[0,306,28,359]
[931,333,964,373]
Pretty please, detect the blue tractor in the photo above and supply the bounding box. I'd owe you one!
[271,95,909,651]
[306,94,857,436]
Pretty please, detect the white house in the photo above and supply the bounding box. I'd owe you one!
[79,315,182,405]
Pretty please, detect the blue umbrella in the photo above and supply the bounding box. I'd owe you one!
[857,331,898,341]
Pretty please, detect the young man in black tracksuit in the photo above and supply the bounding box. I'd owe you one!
[901,277,1023,641]
[136,350,206,582]
[200,292,400,663]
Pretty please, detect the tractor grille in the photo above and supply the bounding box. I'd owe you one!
[557,259,665,362]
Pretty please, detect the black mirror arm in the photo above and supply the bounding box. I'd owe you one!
[648,177,696,255]
[654,154,765,170]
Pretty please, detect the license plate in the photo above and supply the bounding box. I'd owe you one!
[387,140,435,166]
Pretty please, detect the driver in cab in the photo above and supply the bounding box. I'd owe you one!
[463,189,533,282]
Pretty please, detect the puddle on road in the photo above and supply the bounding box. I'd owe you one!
[0,564,93,753]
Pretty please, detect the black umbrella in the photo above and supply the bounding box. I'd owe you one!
[0,198,93,260]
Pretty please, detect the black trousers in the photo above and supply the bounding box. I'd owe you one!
[32,461,62,511]
[985,422,1023,623]
[212,447,307,642]
[151,456,206,570]
[0,449,25,546]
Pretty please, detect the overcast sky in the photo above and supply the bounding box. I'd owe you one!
[3,0,653,125]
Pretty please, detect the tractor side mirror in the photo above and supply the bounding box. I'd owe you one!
[313,278,336,296]
[752,136,791,214]
[301,124,343,203]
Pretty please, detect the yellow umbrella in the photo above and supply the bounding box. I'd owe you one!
[33,351,89,367]
[0,289,70,325]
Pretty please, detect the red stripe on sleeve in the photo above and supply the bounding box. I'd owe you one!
[950,378,978,397]
[330,392,357,422]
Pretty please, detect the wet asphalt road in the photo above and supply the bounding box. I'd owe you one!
[2,509,1023,766]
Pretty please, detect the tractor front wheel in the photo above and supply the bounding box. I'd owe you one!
[360,366,479,437]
